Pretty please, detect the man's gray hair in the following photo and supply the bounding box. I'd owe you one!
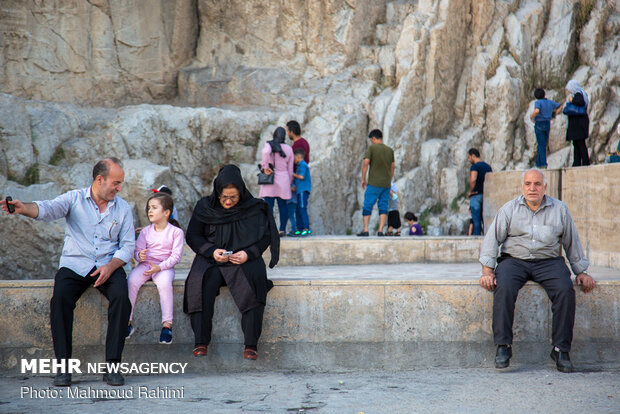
[92,157,123,181]
[522,167,547,185]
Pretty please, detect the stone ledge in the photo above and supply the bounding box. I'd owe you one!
[177,236,484,268]
[2,274,618,373]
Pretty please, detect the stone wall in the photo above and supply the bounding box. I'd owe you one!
[483,163,620,269]
[2,278,618,372]
[562,164,620,269]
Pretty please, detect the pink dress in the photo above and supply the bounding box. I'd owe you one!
[258,142,294,199]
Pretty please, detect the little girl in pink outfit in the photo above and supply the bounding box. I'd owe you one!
[127,192,184,344]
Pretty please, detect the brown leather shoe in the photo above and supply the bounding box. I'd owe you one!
[193,345,208,357]
[243,347,258,360]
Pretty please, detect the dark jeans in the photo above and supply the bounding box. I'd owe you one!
[295,191,310,230]
[572,139,590,167]
[493,256,575,351]
[264,196,288,232]
[50,266,131,362]
[469,194,483,235]
[190,267,265,347]
[534,121,550,167]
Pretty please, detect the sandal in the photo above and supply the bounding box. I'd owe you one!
[193,345,208,357]
[244,347,258,360]
[395,231,401,236]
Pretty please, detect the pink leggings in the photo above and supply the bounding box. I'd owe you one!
[127,263,174,325]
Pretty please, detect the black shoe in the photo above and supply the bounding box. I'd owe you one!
[377,232,385,236]
[53,373,72,386]
[494,345,512,368]
[356,231,369,237]
[550,347,573,373]
[103,371,125,386]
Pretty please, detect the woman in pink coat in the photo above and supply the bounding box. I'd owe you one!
[259,127,294,236]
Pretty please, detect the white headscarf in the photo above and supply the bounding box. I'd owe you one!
[566,80,589,106]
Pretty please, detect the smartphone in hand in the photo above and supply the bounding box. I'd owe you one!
[5,197,15,214]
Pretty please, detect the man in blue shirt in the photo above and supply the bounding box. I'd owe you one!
[1,157,134,387]
[530,88,563,168]
[467,148,492,235]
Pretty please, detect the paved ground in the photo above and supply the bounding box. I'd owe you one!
[176,263,620,281]
[2,367,619,413]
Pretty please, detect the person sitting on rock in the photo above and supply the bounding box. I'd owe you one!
[479,168,596,373]
[1,158,134,387]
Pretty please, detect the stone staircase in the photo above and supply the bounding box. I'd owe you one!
[2,236,619,375]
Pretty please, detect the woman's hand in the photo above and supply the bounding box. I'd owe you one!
[213,249,230,263]
[264,168,273,175]
[229,251,248,265]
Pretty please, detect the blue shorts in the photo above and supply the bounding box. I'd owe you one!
[362,185,390,216]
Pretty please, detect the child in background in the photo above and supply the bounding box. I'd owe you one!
[530,88,562,168]
[387,182,401,236]
[286,186,300,237]
[127,192,184,344]
[404,212,423,236]
[292,148,312,236]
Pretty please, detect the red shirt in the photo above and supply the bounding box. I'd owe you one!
[292,137,310,163]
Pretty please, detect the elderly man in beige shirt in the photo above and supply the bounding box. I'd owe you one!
[479,168,596,373]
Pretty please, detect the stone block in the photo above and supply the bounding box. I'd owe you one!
[561,164,620,269]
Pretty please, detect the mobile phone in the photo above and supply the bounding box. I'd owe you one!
[5,197,15,214]
[220,251,233,256]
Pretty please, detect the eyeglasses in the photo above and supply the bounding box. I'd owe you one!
[219,195,239,202]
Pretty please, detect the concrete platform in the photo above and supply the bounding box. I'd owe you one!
[2,263,619,374]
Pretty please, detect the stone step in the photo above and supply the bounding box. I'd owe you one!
[2,264,618,373]
[177,236,483,269]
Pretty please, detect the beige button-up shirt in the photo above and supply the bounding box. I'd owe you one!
[479,195,589,275]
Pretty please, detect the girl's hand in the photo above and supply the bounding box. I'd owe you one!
[138,249,148,262]
[229,251,248,265]
[144,262,161,276]
[213,249,230,263]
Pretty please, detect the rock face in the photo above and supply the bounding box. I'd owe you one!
[1,0,620,275]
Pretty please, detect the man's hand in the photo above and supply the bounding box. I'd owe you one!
[138,249,148,262]
[576,272,596,293]
[90,258,124,287]
[480,268,497,291]
[0,198,38,218]
[229,251,248,265]
[213,249,230,263]
[91,264,114,287]
[144,262,161,277]
[361,178,367,189]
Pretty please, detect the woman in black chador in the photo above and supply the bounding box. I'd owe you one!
[184,164,279,360]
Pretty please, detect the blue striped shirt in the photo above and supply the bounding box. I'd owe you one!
[35,187,135,276]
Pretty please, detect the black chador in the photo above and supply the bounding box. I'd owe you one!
[184,164,279,348]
